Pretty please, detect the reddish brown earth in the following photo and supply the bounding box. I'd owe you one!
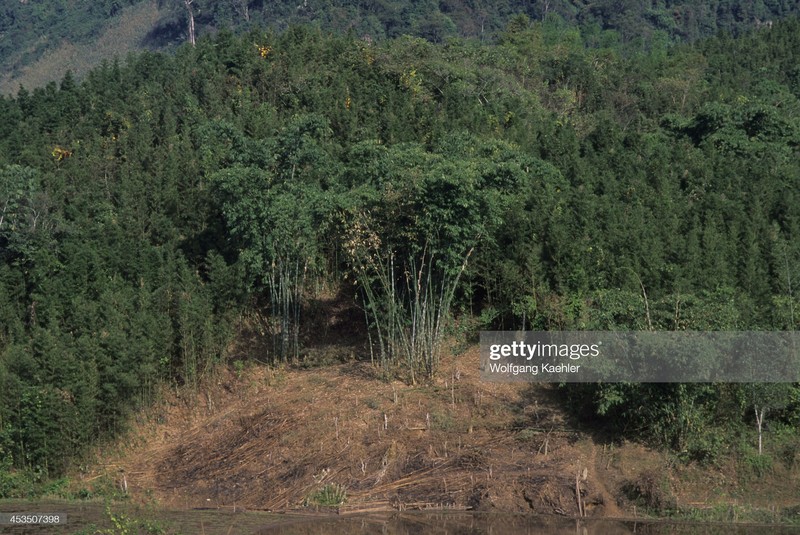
[87,347,621,516]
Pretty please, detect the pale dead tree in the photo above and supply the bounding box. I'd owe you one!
[156,0,198,45]
[233,0,250,22]
[754,405,766,455]
[0,198,10,231]
[119,470,128,495]
[542,0,551,20]
[748,383,793,456]
[184,0,196,46]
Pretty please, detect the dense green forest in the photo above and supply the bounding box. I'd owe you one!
[1,12,800,492]
[4,0,800,84]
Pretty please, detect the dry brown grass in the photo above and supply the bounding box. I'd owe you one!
[86,345,618,516]
[82,341,800,519]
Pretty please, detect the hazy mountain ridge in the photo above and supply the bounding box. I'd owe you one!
[3,0,800,94]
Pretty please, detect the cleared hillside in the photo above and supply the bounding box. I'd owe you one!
[0,2,164,95]
[86,346,800,519]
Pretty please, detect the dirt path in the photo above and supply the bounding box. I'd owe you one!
[586,441,622,517]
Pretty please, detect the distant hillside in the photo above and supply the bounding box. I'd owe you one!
[3,0,800,94]
[0,1,164,95]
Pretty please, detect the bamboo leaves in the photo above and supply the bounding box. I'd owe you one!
[213,165,323,362]
[210,116,335,362]
[342,138,517,381]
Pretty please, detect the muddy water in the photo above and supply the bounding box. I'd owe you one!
[1,502,799,534]
[0,500,279,534]
[255,512,800,535]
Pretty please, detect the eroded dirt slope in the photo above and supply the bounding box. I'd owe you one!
[86,346,798,518]
[89,347,625,516]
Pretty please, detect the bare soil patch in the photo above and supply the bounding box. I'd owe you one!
[84,343,800,520]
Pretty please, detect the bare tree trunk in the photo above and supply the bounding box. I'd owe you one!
[184,0,196,46]
[784,243,796,329]
[0,199,9,230]
[235,0,250,22]
[755,406,765,455]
